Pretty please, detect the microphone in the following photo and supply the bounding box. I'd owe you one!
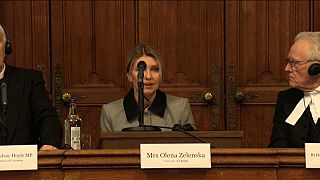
[137,61,146,126]
[0,81,8,144]
[122,61,161,131]
[137,61,146,85]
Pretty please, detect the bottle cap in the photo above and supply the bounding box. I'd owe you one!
[70,97,76,103]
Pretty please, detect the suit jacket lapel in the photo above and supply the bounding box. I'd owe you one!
[286,89,310,139]
[5,65,24,143]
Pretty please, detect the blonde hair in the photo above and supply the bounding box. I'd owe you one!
[125,44,164,81]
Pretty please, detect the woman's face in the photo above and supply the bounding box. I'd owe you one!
[127,55,161,98]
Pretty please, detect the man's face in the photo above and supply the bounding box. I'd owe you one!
[285,37,317,91]
[0,32,5,70]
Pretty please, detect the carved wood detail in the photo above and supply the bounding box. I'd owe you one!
[0,0,319,148]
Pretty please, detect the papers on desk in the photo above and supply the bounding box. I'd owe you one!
[140,143,211,169]
[305,143,320,168]
[0,145,37,171]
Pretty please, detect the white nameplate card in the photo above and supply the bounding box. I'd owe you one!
[0,145,38,171]
[140,143,211,169]
[305,143,320,168]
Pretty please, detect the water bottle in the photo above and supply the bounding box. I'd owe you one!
[64,98,82,150]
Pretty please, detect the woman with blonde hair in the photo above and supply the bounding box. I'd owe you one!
[100,44,195,132]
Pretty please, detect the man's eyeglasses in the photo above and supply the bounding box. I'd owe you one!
[284,58,319,68]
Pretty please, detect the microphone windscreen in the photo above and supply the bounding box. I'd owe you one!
[137,61,147,70]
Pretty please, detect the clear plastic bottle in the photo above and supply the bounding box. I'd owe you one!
[64,98,82,150]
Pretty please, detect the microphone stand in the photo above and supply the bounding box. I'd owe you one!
[138,80,144,126]
[0,106,8,144]
[0,81,8,144]
[122,61,161,132]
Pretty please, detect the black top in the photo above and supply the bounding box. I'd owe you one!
[123,88,166,122]
[269,88,320,148]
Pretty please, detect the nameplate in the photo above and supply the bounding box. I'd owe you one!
[305,143,320,168]
[0,145,38,171]
[140,143,211,169]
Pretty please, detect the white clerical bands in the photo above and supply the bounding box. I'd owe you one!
[286,91,320,126]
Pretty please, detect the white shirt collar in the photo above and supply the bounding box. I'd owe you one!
[286,85,320,125]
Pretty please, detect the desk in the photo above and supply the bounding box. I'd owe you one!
[99,131,244,148]
[0,148,319,180]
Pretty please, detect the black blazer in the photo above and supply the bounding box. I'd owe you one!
[0,65,62,148]
[269,88,318,148]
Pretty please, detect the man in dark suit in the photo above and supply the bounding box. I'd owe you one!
[269,32,320,148]
[0,24,62,150]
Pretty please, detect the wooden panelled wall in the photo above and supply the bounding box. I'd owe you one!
[0,1,320,148]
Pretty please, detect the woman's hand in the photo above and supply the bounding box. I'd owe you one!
[39,145,59,151]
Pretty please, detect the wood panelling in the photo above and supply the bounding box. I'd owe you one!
[0,1,50,88]
[50,0,135,105]
[1,0,320,148]
[314,1,320,31]
[50,0,137,148]
[50,0,224,148]
[240,106,275,147]
[134,1,224,130]
[76,106,101,148]
[225,0,314,147]
[2,149,320,180]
